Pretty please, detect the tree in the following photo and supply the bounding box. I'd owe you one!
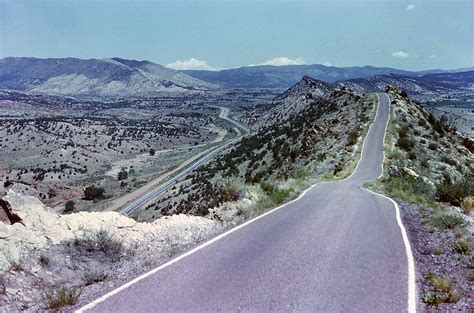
[117,167,128,180]
[64,200,75,213]
[149,148,156,156]
[84,185,105,200]
[48,188,58,199]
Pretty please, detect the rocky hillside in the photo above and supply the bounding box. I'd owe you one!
[245,76,331,128]
[0,57,215,98]
[336,71,474,102]
[135,77,375,220]
[383,85,473,187]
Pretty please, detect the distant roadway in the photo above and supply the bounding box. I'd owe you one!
[81,93,416,312]
[120,106,249,216]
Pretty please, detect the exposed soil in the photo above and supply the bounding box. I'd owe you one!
[399,200,473,312]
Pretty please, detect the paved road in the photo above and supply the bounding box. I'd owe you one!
[120,107,249,215]
[81,93,416,312]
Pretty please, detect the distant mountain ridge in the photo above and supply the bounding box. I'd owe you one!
[182,64,461,88]
[336,71,474,101]
[0,57,215,98]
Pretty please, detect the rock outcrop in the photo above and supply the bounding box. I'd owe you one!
[0,190,222,271]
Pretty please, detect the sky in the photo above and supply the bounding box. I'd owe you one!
[0,0,472,71]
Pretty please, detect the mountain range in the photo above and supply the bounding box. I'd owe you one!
[184,64,474,89]
[0,57,472,100]
[0,57,215,98]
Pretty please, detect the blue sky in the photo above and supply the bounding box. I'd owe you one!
[0,0,472,71]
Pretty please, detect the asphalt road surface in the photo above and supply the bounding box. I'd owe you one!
[120,106,249,216]
[80,93,416,312]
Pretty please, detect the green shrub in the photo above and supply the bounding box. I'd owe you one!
[433,119,445,135]
[423,292,442,305]
[84,185,105,200]
[436,174,474,207]
[398,124,411,138]
[316,153,326,162]
[48,188,58,198]
[260,181,276,195]
[432,214,465,230]
[408,151,417,160]
[396,136,415,152]
[462,137,474,153]
[220,177,244,202]
[440,156,457,166]
[420,158,429,168]
[383,176,436,203]
[461,197,474,214]
[83,271,107,286]
[428,143,438,150]
[42,286,81,309]
[64,200,75,214]
[418,119,427,127]
[269,188,292,204]
[260,181,292,205]
[39,253,50,266]
[427,273,454,292]
[423,273,461,305]
[72,228,124,262]
[347,128,359,146]
[445,291,461,303]
[117,167,128,180]
[292,166,311,180]
[453,240,471,255]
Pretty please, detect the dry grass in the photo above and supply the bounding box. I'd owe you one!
[42,286,82,310]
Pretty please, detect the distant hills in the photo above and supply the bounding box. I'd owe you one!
[0,57,472,100]
[336,71,474,101]
[184,64,473,89]
[0,57,215,98]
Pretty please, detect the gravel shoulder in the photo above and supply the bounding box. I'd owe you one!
[398,200,473,312]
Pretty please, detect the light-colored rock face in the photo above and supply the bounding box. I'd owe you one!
[0,190,220,272]
[0,57,216,98]
[0,190,228,311]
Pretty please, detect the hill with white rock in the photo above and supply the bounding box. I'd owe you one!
[0,57,216,98]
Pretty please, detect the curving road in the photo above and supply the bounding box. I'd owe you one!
[120,107,249,216]
[80,93,416,312]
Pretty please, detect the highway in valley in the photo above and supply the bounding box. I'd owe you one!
[120,106,249,216]
[81,93,416,312]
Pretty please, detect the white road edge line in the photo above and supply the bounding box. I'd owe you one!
[77,93,416,313]
[363,93,417,313]
[78,93,383,312]
[76,179,319,312]
[364,188,417,313]
[343,93,381,181]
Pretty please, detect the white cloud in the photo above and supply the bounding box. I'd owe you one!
[406,4,415,11]
[392,51,410,58]
[166,58,217,71]
[250,56,306,67]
